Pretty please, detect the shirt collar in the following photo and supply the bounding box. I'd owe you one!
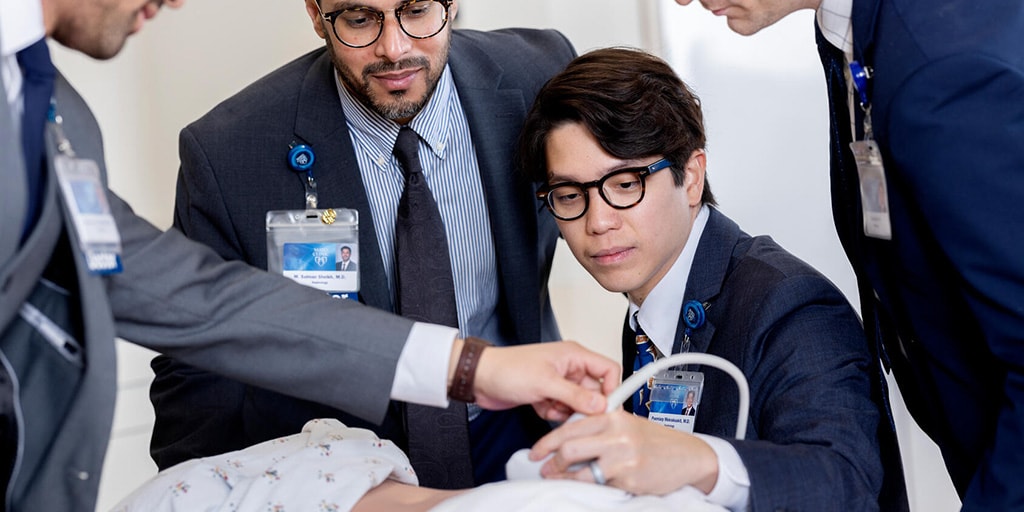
[335,63,455,161]
[816,0,854,57]
[0,0,45,57]
[629,204,710,357]
[2,0,45,114]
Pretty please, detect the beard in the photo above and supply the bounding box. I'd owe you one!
[329,37,450,121]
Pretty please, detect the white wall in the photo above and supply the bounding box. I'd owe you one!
[49,1,957,509]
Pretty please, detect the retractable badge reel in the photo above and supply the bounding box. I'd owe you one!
[648,301,707,433]
[266,142,361,301]
[288,143,318,208]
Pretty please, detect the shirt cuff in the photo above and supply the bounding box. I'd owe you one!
[389,322,458,407]
[693,433,750,512]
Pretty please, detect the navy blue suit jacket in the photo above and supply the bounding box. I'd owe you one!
[149,29,571,478]
[622,209,907,511]
[817,1,1024,507]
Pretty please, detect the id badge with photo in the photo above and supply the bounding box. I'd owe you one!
[266,208,360,301]
[648,370,704,433]
[850,140,892,240]
[53,154,123,274]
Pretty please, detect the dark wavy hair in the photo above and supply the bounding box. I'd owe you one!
[519,47,715,205]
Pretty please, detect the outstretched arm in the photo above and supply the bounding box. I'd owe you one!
[454,339,621,421]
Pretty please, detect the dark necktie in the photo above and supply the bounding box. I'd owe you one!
[17,39,56,243]
[632,313,657,418]
[392,125,473,489]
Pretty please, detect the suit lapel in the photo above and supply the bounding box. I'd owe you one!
[814,24,869,277]
[851,0,881,63]
[292,52,393,312]
[0,71,64,331]
[0,52,29,263]
[449,34,541,343]
[673,209,741,356]
[620,210,738,386]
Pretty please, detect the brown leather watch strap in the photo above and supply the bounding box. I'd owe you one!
[448,336,490,403]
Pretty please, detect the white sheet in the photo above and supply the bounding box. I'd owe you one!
[111,419,725,512]
[434,480,725,512]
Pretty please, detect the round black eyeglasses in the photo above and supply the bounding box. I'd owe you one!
[314,0,452,49]
[536,159,672,221]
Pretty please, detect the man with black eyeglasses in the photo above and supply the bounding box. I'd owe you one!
[149,0,579,489]
[520,48,905,511]
[0,0,622,509]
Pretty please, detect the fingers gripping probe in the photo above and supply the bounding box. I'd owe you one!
[505,352,750,481]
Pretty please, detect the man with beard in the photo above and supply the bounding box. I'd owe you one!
[149,0,577,489]
[0,0,619,509]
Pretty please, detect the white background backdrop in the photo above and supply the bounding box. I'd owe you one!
[49,0,959,509]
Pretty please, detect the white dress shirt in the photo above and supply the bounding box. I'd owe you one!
[1,0,45,122]
[627,206,751,511]
[333,65,503,408]
[817,0,860,136]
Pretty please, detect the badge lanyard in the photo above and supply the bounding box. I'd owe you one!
[48,100,124,275]
[265,142,361,301]
[288,143,318,209]
[648,300,709,434]
[849,61,892,240]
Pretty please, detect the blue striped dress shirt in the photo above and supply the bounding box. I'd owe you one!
[335,65,504,344]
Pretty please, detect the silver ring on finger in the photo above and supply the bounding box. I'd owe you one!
[589,460,606,486]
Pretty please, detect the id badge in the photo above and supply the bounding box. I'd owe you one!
[53,154,123,274]
[850,140,892,240]
[266,208,360,301]
[648,370,704,433]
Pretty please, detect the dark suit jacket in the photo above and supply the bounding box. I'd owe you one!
[816,1,1024,507]
[621,208,906,511]
[150,29,571,478]
[0,50,446,512]
[335,260,357,272]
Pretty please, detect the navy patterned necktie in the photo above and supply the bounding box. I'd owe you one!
[392,125,473,489]
[393,125,459,326]
[17,39,56,243]
[632,312,657,418]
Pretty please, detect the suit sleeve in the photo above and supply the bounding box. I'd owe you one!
[104,185,413,427]
[148,126,254,469]
[727,275,882,511]
[886,52,1024,505]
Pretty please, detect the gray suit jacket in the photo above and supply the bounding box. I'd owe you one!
[1,48,432,512]
[149,29,571,472]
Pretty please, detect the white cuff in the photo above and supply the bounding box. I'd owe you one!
[693,433,750,512]
[389,322,458,407]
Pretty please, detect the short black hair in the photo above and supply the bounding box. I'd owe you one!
[519,47,715,205]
